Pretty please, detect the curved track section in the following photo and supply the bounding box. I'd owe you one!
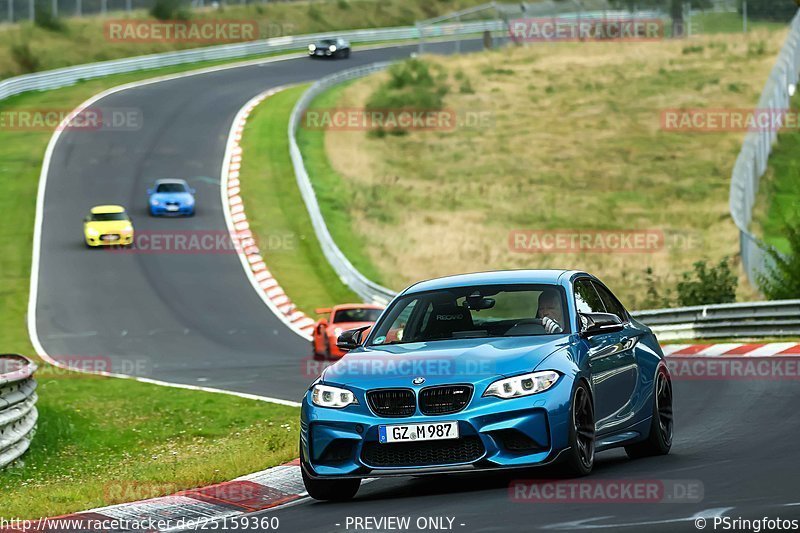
[30,40,800,530]
[31,42,482,401]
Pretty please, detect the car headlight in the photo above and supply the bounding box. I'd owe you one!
[329,45,337,52]
[150,197,159,206]
[483,370,560,399]
[311,384,358,409]
[308,44,316,51]
[185,196,195,205]
[87,227,99,236]
[120,226,133,234]
[333,327,343,338]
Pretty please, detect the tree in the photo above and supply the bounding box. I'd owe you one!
[609,0,712,36]
[757,222,800,300]
[676,258,738,306]
[742,0,797,22]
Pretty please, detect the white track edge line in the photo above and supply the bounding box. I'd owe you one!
[25,53,324,407]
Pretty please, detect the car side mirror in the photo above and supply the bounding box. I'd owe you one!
[83,216,91,223]
[190,188,196,194]
[147,188,153,195]
[579,312,624,338]
[336,325,370,352]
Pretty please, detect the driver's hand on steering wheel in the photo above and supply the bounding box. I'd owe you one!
[542,316,563,334]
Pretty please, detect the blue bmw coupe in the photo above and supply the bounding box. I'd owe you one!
[147,179,195,216]
[300,270,673,500]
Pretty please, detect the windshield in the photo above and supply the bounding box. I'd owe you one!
[156,183,187,193]
[332,308,382,324]
[90,212,129,222]
[369,284,569,346]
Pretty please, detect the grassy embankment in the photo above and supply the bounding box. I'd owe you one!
[299,29,787,309]
[0,0,489,79]
[0,62,308,520]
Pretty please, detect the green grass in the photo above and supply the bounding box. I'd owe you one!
[310,30,786,308]
[0,61,304,520]
[236,85,360,315]
[756,92,800,255]
[692,12,785,35]
[294,82,388,287]
[0,375,299,518]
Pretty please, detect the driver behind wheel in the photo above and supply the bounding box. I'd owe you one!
[536,290,564,334]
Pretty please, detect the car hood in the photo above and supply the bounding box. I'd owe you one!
[322,335,569,388]
[85,220,132,232]
[151,192,193,203]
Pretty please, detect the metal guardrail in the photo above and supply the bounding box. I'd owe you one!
[0,354,38,469]
[289,65,799,339]
[632,300,800,340]
[288,62,398,305]
[0,20,503,102]
[729,9,800,288]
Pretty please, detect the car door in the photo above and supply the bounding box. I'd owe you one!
[574,279,637,433]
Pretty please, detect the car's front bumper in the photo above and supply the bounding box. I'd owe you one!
[150,205,194,216]
[300,379,573,479]
[85,233,133,246]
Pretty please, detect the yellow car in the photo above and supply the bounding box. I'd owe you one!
[83,205,134,247]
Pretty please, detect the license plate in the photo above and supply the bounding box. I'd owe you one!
[378,421,458,444]
[166,205,179,211]
[100,235,119,241]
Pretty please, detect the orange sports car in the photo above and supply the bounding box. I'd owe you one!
[312,304,384,360]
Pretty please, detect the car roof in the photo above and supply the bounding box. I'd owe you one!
[333,303,384,311]
[401,270,585,295]
[90,205,126,214]
[154,178,189,186]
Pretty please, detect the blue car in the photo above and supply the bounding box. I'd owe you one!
[147,179,195,216]
[300,270,673,501]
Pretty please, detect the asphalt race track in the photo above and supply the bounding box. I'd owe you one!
[32,40,800,531]
[34,40,482,400]
[254,378,800,531]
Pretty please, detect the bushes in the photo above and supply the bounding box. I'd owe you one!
[758,221,800,300]
[676,258,738,306]
[150,0,190,21]
[365,59,449,135]
[642,258,738,309]
[34,2,66,32]
[11,42,40,74]
[740,0,797,22]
